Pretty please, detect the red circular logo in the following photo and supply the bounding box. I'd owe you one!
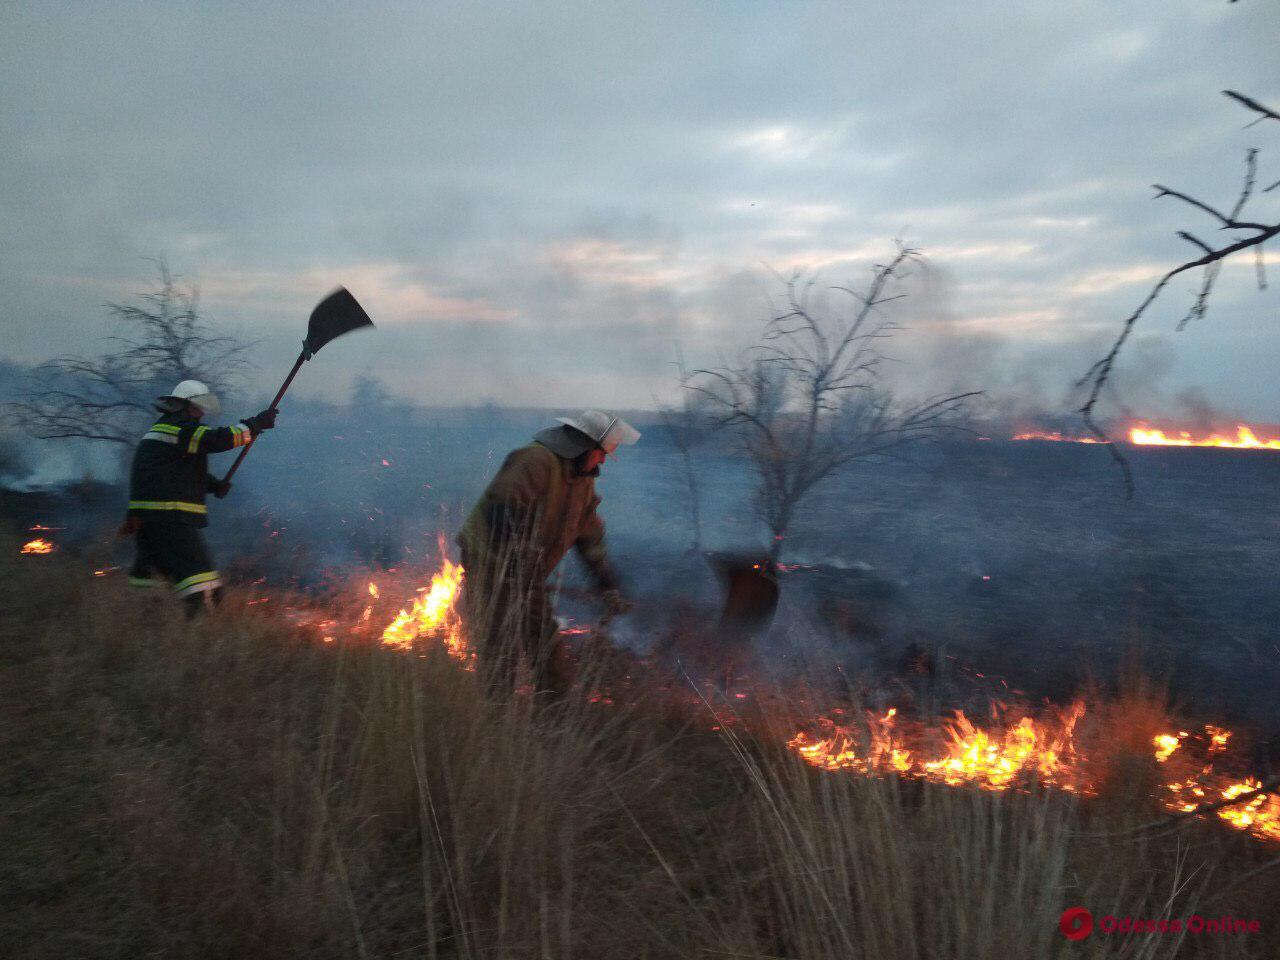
[1060,906,1094,941]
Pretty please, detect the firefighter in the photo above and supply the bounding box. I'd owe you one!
[121,380,278,615]
[457,410,640,694]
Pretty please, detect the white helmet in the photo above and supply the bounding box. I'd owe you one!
[158,379,221,416]
[556,410,640,456]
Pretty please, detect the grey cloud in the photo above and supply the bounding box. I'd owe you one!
[1,0,1277,419]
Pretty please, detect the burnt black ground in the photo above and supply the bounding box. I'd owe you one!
[795,440,1280,735]
[7,407,1279,734]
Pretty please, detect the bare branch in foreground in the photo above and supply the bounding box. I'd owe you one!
[1079,91,1280,497]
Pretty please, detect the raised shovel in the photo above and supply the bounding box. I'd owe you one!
[221,287,374,483]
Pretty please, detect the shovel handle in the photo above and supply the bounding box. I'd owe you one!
[220,349,307,484]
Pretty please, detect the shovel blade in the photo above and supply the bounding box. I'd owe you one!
[709,551,779,636]
[305,287,374,357]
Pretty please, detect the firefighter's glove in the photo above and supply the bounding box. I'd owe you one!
[602,589,633,618]
[210,479,232,499]
[116,516,142,539]
[244,408,279,434]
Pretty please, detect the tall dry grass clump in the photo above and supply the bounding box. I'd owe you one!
[708,724,1254,959]
[4,533,1279,959]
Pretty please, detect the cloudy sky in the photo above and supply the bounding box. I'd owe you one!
[2,0,1277,420]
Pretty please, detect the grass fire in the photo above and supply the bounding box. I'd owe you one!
[8,420,1280,959]
[378,549,468,659]
[9,356,1280,960]
[350,545,1280,847]
[1014,421,1280,450]
[7,515,1280,959]
[4,5,1279,955]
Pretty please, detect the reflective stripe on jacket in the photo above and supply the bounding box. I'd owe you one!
[126,413,254,526]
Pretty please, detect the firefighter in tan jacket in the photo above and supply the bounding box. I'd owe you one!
[458,410,639,693]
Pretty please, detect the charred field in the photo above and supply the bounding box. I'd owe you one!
[10,409,1280,731]
[5,410,1280,958]
[187,408,1280,732]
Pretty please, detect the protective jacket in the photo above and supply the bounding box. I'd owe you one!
[127,412,256,527]
[458,440,616,588]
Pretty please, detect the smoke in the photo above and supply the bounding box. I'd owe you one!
[855,261,1262,439]
[1173,387,1227,432]
[0,428,30,485]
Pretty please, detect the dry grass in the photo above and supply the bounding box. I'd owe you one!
[3,532,1279,959]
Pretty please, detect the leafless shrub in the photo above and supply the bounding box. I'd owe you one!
[693,246,978,560]
[7,261,253,446]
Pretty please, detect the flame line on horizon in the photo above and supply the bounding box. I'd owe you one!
[1012,423,1280,450]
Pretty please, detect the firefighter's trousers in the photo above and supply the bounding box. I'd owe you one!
[459,547,568,696]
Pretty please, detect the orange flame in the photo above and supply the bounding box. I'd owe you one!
[1012,431,1101,443]
[1152,724,1279,841]
[1153,732,1182,762]
[1161,772,1280,843]
[791,705,1280,844]
[1011,422,1280,449]
[379,537,468,660]
[789,701,1088,792]
[1212,782,1280,841]
[1129,424,1280,449]
[21,538,55,555]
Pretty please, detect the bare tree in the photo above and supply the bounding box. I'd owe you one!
[693,246,978,561]
[7,262,253,445]
[1079,90,1279,494]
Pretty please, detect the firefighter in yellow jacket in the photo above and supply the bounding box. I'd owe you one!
[122,380,278,615]
[458,410,639,693]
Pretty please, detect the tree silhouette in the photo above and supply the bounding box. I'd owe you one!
[8,262,253,446]
[693,246,977,561]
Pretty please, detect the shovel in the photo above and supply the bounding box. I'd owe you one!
[553,547,780,651]
[708,551,779,637]
[222,287,374,482]
[560,550,781,639]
